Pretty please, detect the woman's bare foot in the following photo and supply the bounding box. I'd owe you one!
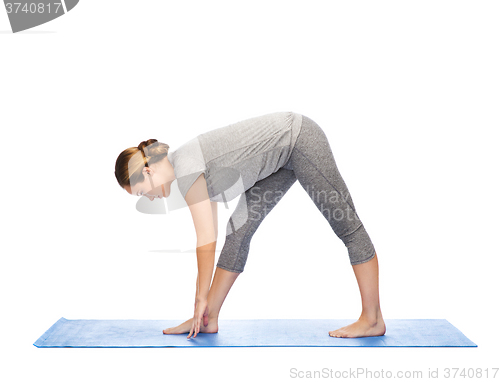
[163,316,218,335]
[329,311,386,338]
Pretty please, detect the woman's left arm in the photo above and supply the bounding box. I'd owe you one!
[184,173,218,338]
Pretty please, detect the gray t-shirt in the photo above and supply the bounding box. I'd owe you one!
[167,111,303,203]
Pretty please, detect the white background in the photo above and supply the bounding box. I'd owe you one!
[1,1,499,381]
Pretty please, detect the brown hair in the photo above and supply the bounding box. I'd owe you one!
[114,139,170,189]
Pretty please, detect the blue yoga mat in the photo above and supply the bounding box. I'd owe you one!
[33,317,477,348]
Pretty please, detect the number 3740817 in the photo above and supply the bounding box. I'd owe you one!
[5,2,63,14]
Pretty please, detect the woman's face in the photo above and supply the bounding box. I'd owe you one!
[124,157,175,201]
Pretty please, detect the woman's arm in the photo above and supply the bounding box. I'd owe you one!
[184,173,218,338]
[185,173,218,300]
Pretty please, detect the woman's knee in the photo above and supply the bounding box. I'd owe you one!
[341,224,376,265]
[217,227,251,273]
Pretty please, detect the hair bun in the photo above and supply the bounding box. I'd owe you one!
[138,139,158,155]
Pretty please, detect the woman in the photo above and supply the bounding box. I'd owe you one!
[114,111,385,339]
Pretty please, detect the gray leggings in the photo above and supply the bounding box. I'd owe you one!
[216,115,376,273]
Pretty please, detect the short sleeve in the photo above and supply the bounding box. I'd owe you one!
[171,137,207,200]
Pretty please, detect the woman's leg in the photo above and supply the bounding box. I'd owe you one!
[215,166,297,273]
[164,167,297,335]
[329,252,385,337]
[289,115,385,338]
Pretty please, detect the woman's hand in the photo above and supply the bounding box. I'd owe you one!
[188,297,209,339]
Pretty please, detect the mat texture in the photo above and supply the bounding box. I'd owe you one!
[33,318,477,348]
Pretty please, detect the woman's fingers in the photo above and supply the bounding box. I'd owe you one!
[187,301,208,338]
[187,321,195,339]
[195,316,200,337]
[187,315,200,338]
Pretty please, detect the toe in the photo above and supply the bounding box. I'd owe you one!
[330,330,343,338]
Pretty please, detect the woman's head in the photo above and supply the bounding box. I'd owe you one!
[115,139,176,200]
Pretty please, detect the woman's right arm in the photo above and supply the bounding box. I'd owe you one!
[184,174,218,338]
[194,200,217,303]
[195,200,218,300]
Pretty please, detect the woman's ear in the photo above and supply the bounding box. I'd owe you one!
[142,166,153,176]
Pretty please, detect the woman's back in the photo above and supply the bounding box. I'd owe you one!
[168,111,303,202]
